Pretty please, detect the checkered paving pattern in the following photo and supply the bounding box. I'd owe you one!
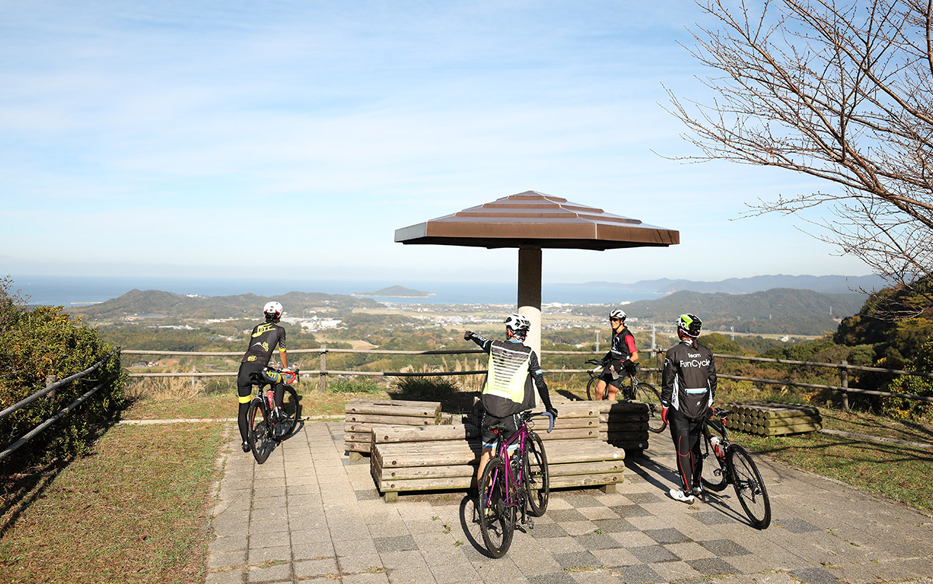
[206,421,933,584]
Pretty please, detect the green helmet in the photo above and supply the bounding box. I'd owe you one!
[676,313,702,337]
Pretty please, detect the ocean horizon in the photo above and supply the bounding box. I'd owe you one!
[9,274,664,307]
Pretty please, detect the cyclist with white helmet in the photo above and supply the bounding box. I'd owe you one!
[593,309,640,401]
[661,313,717,503]
[236,301,290,453]
[464,314,558,490]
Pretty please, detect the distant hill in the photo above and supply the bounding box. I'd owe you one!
[573,288,867,335]
[66,289,379,320]
[584,274,885,295]
[353,285,433,298]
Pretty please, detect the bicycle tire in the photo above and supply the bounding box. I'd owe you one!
[699,424,728,492]
[635,383,666,433]
[478,457,515,558]
[274,386,301,440]
[586,373,632,401]
[585,375,599,400]
[729,445,771,529]
[247,399,273,464]
[525,432,549,517]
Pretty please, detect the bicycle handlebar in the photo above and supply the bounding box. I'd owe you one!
[525,411,555,433]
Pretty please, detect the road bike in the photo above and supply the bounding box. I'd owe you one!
[246,367,302,464]
[699,406,771,529]
[584,359,666,433]
[477,410,554,558]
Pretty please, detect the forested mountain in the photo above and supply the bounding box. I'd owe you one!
[68,289,378,320]
[574,288,866,335]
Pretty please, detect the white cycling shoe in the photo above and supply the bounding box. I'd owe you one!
[669,488,695,504]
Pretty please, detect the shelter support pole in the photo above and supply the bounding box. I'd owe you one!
[517,245,542,363]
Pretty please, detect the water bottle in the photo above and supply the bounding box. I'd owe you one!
[710,436,724,458]
[266,390,275,410]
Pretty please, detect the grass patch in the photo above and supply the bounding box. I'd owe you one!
[734,407,933,513]
[0,423,225,583]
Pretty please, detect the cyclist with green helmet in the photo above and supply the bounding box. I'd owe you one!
[661,313,717,503]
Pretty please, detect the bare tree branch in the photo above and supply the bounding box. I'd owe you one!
[665,0,933,315]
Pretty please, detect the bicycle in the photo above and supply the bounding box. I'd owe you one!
[477,410,554,558]
[584,359,666,433]
[246,367,302,464]
[699,406,772,529]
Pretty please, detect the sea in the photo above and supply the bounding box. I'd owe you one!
[10,275,665,307]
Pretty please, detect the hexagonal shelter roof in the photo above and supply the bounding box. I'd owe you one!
[394,191,679,250]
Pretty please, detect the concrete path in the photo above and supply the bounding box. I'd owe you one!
[205,421,933,583]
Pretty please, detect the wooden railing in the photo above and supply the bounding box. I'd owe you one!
[0,350,118,464]
[121,347,933,410]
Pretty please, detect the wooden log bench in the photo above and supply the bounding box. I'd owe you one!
[344,399,442,459]
[370,404,627,502]
[597,400,651,457]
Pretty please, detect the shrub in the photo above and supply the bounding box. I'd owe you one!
[0,297,125,470]
[327,377,383,394]
[879,340,933,422]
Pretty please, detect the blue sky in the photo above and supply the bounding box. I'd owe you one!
[0,0,872,284]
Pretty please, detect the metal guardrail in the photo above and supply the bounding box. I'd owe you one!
[121,347,933,409]
[0,350,117,464]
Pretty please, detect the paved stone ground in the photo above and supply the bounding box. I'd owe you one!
[206,421,933,583]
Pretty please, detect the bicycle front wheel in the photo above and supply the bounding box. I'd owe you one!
[274,386,301,439]
[247,399,273,464]
[478,457,515,558]
[525,432,549,517]
[635,383,666,433]
[699,425,728,492]
[729,445,771,529]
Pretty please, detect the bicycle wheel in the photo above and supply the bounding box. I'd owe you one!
[699,425,728,492]
[585,375,599,400]
[274,386,301,439]
[525,432,549,517]
[729,445,771,529]
[478,457,515,558]
[247,399,273,464]
[635,383,666,433]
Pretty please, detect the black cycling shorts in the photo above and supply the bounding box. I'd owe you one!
[599,368,626,389]
[481,412,520,450]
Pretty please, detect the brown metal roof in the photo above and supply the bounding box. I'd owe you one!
[395,191,679,250]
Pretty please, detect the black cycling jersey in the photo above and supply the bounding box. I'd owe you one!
[241,321,287,365]
[603,327,636,367]
[661,340,717,419]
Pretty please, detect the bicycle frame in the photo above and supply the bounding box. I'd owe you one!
[488,412,553,511]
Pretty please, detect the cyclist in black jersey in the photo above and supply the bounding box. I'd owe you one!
[237,301,290,452]
[594,309,640,400]
[464,314,558,491]
[661,313,717,503]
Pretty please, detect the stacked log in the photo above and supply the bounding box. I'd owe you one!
[371,423,481,502]
[371,401,627,502]
[597,401,650,457]
[344,399,442,455]
[728,403,822,436]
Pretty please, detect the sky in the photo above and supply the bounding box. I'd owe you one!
[0,0,873,285]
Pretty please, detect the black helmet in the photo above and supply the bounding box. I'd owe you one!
[676,313,702,337]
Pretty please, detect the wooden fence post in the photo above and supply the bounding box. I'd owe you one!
[840,360,849,411]
[655,350,663,386]
[319,347,327,394]
[46,375,57,403]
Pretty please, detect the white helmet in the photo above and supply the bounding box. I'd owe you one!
[263,301,283,321]
[609,309,626,321]
[504,313,531,339]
